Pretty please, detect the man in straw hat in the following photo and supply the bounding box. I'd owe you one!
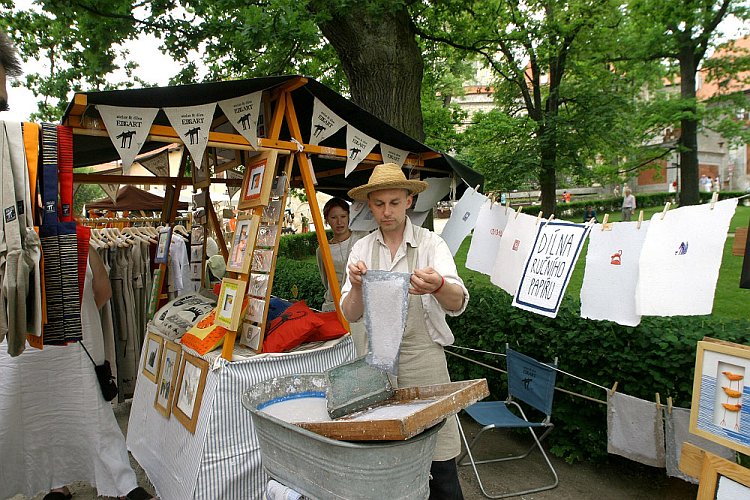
[341,163,469,499]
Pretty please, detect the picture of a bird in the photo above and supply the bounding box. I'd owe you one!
[720,370,744,430]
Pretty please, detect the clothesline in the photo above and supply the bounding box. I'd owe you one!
[446,345,610,405]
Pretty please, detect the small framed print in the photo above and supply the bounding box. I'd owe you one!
[215,278,247,330]
[271,174,287,198]
[173,351,209,434]
[246,297,266,324]
[193,153,211,189]
[696,449,750,500]
[190,262,202,281]
[251,249,273,273]
[191,225,205,245]
[238,150,278,210]
[239,322,263,351]
[142,332,164,383]
[190,244,203,264]
[154,227,173,264]
[226,214,260,273]
[262,199,282,223]
[247,273,269,298]
[154,340,182,418]
[256,225,278,248]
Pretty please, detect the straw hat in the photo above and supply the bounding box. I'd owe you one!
[347,163,428,201]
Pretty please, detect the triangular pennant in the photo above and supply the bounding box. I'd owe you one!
[140,149,170,177]
[345,126,377,177]
[101,183,120,203]
[96,105,159,173]
[226,169,243,200]
[163,103,216,166]
[218,91,263,149]
[379,143,409,168]
[309,97,346,146]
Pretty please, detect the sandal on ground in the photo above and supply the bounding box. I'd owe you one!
[42,491,72,500]
[126,486,156,500]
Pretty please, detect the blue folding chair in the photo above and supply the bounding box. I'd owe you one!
[457,347,559,498]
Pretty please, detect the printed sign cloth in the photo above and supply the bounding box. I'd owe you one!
[344,127,377,177]
[218,91,263,149]
[512,221,589,318]
[413,177,452,213]
[635,199,737,316]
[580,221,649,327]
[379,142,409,168]
[164,103,216,167]
[490,212,541,295]
[607,392,665,468]
[439,187,487,256]
[96,105,158,173]
[466,202,510,276]
[309,97,345,146]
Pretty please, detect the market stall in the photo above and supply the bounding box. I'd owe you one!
[59,75,483,499]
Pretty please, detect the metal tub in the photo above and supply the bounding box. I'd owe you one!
[242,374,439,500]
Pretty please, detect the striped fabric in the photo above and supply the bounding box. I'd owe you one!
[56,125,73,221]
[127,335,355,500]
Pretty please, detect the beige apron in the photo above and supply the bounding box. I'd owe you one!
[372,232,461,461]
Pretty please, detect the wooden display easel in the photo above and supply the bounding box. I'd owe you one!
[64,76,441,360]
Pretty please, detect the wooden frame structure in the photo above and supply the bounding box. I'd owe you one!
[63,76,480,360]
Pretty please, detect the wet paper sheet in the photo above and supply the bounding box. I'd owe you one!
[363,270,411,374]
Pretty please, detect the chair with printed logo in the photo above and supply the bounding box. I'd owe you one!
[457,347,559,498]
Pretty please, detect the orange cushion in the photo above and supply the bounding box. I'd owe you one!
[262,301,324,353]
[308,311,348,341]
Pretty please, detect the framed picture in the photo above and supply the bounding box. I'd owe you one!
[262,199,282,223]
[238,150,278,210]
[246,297,266,324]
[193,152,211,189]
[154,340,182,418]
[690,338,750,456]
[271,174,287,198]
[247,273,269,298]
[190,244,203,264]
[251,249,273,273]
[154,227,173,264]
[173,352,209,434]
[239,322,263,351]
[256,224,278,248]
[215,278,247,330]
[226,214,260,273]
[697,449,750,500]
[147,269,164,320]
[142,332,164,383]
[190,262,202,281]
[191,225,204,245]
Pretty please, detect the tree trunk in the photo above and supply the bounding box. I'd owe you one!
[538,123,558,217]
[315,6,425,141]
[678,46,700,206]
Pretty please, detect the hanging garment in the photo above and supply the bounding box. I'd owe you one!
[110,246,139,399]
[21,122,42,338]
[465,201,510,276]
[580,221,649,327]
[167,233,190,297]
[636,199,737,316]
[607,392,665,467]
[490,212,540,296]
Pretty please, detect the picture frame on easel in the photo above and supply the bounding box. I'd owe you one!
[214,278,247,330]
[172,351,209,434]
[154,340,182,418]
[226,213,260,274]
[142,332,164,383]
[696,449,750,499]
[238,150,279,210]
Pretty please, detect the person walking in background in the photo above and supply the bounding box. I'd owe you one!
[583,205,598,223]
[613,184,620,198]
[621,187,636,221]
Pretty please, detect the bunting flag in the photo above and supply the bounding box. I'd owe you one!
[344,127,377,177]
[96,105,158,173]
[309,97,345,146]
[226,169,243,200]
[101,183,120,204]
[414,177,452,212]
[218,91,263,149]
[140,149,170,177]
[512,221,590,318]
[164,103,216,167]
[379,142,409,168]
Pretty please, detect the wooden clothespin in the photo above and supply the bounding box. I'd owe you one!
[655,392,661,412]
[515,206,523,219]
[667,396,673,415]
[474,184,480,193]
[609,381,618,397]
[546,213,555,225]
[536,211,543,225]
[505,199,510,215]
[601,213,609,230]
[660,202,671,220]
[710,192,719,209]
[637,210,644,229]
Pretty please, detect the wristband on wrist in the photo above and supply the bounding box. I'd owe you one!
[433,276,445,294]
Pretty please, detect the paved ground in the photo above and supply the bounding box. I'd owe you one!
[10,399,698,500]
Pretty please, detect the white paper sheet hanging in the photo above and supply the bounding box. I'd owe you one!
[580,221,649,326]
[163,103,216,167]
[414,177,452,212]
[490,212,539,295]
[512,221,590,318]
[217,91,263,149]
[635,198,737,316]
[96,105,159,173]
[439,187,487,255]
[466,202,510,275]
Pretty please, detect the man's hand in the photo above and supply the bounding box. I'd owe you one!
[348,261,368,288]
[410,267,443,295]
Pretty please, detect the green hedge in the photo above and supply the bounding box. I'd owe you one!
[271,255,327,310]
[277,230,330,259]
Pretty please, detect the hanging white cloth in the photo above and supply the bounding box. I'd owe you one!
[490,212,539,296]
[465,201,510,276]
